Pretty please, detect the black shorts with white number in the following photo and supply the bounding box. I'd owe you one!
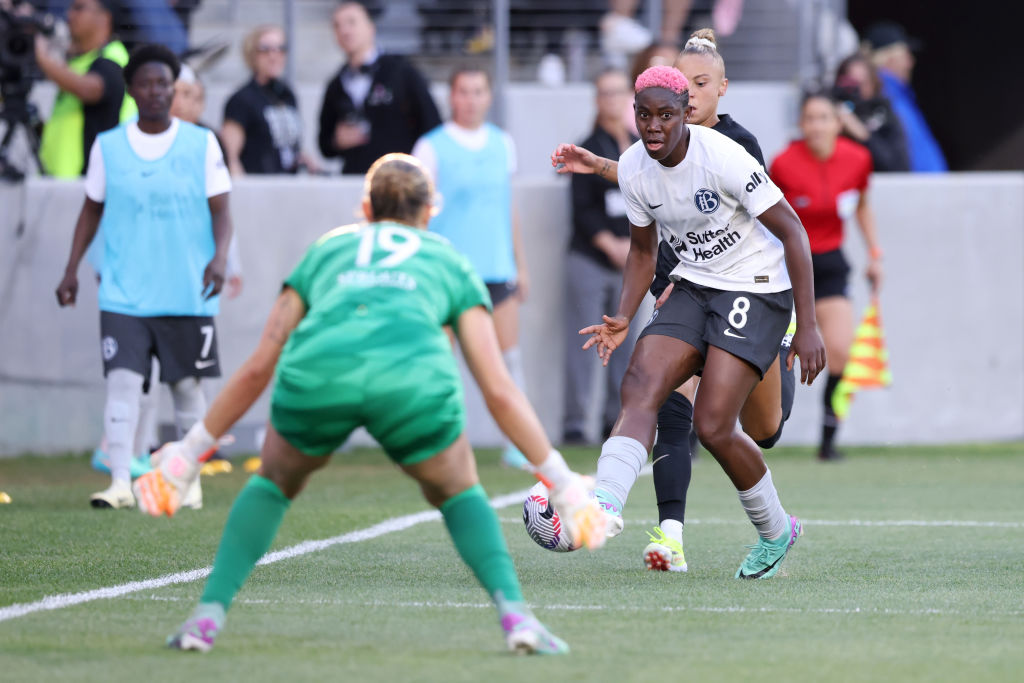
[99,311,221,385]
[639,278,793,377]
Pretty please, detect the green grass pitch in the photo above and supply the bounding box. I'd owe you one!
[1,443,1022,681]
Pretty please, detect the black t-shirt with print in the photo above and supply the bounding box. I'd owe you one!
[223,78,303,174]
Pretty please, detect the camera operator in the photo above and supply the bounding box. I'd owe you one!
[34,0,136,177]
[832,52,909,173]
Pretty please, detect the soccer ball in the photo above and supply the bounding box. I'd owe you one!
[522,481,579,552]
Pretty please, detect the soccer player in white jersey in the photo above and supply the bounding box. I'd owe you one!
[553,30,798,574]
[56,45,233,510]
[579,65,825,579]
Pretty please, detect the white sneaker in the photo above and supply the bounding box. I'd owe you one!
[180,479,203,510]
[90,480,135,509]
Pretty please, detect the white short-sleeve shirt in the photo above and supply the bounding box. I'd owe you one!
[84,118,232,202]
[618,124,790,292]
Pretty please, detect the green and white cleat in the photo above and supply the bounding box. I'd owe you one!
[501,611,569,655]
[643,526,688,572]
[781,310,797,349]
[167,602,226,653]
[735,515,803,580]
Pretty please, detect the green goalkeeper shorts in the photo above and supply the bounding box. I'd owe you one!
[270,374,466,466]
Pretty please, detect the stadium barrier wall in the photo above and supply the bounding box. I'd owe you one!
[1,173,1021,456]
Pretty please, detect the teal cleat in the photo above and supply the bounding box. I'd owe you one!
[735,515,803,580]
[500,445,533,471]
[91,449,153,479]
[593,488,624,538]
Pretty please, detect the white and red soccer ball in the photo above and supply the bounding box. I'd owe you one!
[522,481,580,553]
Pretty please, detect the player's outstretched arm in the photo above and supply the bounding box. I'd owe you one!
[202,287,306,437]
[56,197,104,307]
[551,143,620,184]
[758,200,827,385]
[457,306,552,464]
[579,222,656,366]
[136,288,307,517]
[457,305,608,549]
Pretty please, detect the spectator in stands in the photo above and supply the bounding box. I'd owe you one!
[864,21,947,172]
[318,0,440,174]
[833,52,909,172]
[412,66,529,469]
[221,25,314,175]
[770,92,883,461]
[55,45,233,509]
[562,69,637,445]
[34,0,137,178]
[602,0,745,68]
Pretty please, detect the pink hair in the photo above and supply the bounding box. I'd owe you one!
[634,65,689,95]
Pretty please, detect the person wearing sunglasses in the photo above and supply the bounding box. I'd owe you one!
[221,24,316,175]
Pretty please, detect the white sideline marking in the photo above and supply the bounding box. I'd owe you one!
[0,488,532,624]
[121,595,1024,619]
[498,517,1024,529]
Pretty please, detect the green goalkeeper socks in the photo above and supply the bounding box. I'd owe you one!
[440,483,524,604]
[201,475,291,610]
[199,478,521,612]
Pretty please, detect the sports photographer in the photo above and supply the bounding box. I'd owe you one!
[32,0,136,177]
[833,52,909,173]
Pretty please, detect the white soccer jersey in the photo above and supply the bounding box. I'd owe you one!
[618,125,791,292]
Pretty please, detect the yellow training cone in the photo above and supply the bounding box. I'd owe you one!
[0,492,12,504]
[201,459,233,477]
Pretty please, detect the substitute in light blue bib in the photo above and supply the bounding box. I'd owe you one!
[95,121,218,317]
[424,123,515,283]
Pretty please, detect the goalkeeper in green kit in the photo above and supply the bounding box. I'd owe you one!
[134,154,608,655]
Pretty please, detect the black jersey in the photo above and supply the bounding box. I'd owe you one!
[649,114,767,297]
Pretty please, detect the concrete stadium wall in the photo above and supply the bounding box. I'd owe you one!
[1,173,1021,456]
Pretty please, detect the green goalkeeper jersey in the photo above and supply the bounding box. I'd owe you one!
[273,221,492,412]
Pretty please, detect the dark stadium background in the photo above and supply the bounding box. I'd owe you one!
[849,1,1022,170]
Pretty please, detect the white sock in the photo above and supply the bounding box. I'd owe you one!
[501,347,526,451]
[104,369,144,484]
[660,518,683,545]
[736,469,788,540]
[133,386,158,456]
[596,435,648,507]
[171,378,207,437]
